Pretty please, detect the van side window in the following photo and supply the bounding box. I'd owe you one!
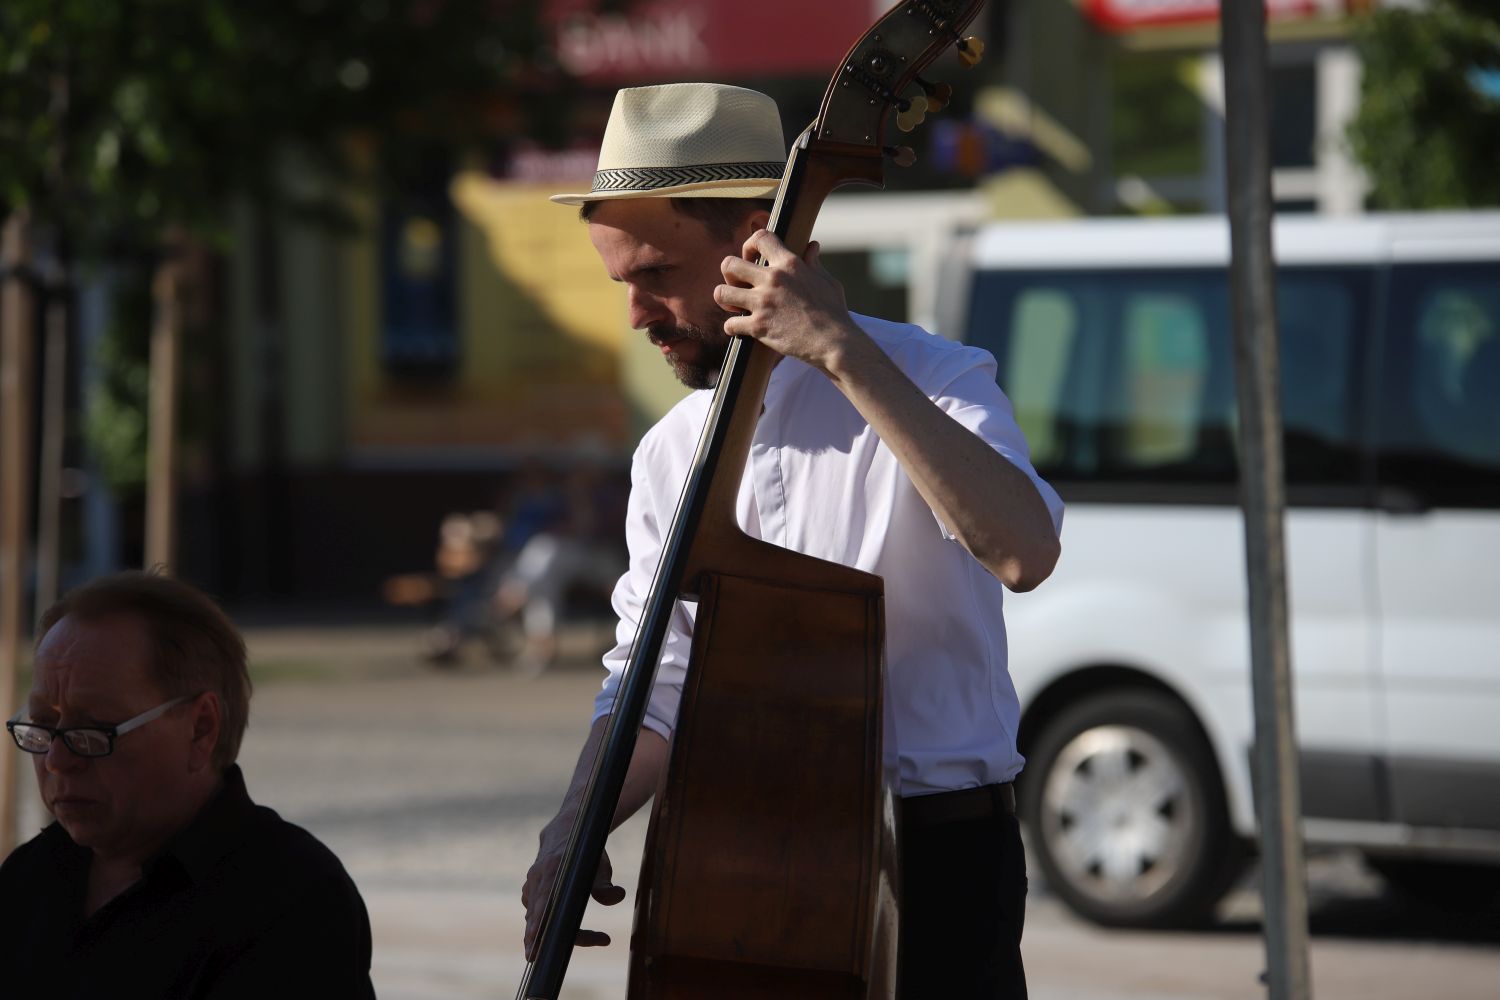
[974,268,1367,500]
[1379,262,1500,507]
[1276,277,1363,481]
[1004,290,1077,468]
[996,275,1232,484]
[1117,293,1213,468]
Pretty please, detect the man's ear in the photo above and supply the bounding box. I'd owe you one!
[741,208,773,243]
[187,693,222,772]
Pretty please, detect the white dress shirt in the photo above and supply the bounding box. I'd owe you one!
[593,314,1065,795]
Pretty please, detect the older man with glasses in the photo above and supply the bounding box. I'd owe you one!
[0,571,375,998]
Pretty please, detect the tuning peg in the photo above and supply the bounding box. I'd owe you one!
[957,35,985,68]
[896,95,929,133]
[916,77,953,114]
[884,145,917,168]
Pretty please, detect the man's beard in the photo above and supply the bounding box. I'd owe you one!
[649,320,732,390]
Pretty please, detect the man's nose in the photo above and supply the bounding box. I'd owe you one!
[43,737,87,773]
[626,285,665,330]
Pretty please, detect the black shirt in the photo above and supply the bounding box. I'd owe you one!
[0,765,376,999]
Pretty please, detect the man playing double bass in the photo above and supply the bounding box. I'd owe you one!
[523,82,1063,998]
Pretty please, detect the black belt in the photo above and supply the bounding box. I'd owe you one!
[900,782,1016,828]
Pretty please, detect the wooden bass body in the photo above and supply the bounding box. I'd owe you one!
[629,560,898,999]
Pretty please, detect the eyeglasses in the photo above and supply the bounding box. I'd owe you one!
[7,695,195,758]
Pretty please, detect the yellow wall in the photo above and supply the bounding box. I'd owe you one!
[345,176,642,457]
[452,177,693,444]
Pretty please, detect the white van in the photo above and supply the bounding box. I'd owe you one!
[941,213,1500,927]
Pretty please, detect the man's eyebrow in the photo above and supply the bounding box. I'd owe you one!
[616,257,673,282]
[26,695,127,723]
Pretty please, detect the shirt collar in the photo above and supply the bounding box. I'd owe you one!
[144,763,257,884]
[38,818,91,874]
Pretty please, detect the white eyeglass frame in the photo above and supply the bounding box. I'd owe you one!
[7,694,196,758]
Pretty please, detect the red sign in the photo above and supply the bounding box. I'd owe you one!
[1082,0,1330,32]
[544,0,876,81]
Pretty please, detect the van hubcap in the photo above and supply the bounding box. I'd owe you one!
[1040,724,1197,905]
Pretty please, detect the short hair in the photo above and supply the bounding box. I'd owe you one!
[38,571,252,771]
[580,197,775,242]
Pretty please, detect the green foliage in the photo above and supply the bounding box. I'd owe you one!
[84,274,152,494]
[1347,0,1500,209]
[0,0,541,250]
[82,267,226,498]
[1113,54,1204,180]
[1,0,544,500]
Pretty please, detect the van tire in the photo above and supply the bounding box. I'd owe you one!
[1019,689,1242,928]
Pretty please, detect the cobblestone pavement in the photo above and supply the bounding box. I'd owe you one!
[22,622,1498,999]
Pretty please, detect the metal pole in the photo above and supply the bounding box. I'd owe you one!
[1,212,37,856]
[1219,3,1312,999]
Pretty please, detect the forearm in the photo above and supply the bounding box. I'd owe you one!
[543,715,670,845]
[826,332,1060,591]
[716,234,1059,590]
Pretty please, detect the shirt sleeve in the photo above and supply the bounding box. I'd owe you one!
[592,440,696,741]
[927,343,1066,540]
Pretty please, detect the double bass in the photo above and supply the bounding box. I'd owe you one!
[521,3,987,997]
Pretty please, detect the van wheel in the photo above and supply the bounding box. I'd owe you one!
[1019,689,1242,928]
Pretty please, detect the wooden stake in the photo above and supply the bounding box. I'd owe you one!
[1,211,37,856]
[35,290,68,616]
[144,250,181,573]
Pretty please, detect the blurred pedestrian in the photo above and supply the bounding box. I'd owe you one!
[424,462,566,665]
[1,571,375,998]
[492,460,627,675]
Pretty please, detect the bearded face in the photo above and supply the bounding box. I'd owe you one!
[647,318,732,390]
[587,199,765,393]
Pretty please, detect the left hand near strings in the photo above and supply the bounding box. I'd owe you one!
[715,231,871,378]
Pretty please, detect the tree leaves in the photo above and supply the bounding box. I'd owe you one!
[1347,0,1500,209]
[0,0,543,253]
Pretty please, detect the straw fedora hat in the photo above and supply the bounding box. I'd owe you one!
[550,83,786,206]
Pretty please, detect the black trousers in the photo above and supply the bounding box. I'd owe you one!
[897,785,1029,1000]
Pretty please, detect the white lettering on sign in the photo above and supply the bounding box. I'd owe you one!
[509,148,600,183]
[557,10,708,77]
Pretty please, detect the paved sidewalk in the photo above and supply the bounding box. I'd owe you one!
[16,620,1497,999]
